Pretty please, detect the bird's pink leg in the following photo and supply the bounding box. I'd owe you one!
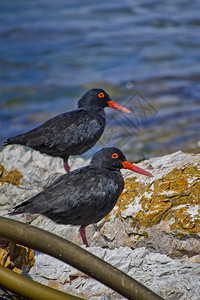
[63,158,70,173]
[79,226,89,247]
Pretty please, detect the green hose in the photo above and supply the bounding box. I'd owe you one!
[0,217,163,300]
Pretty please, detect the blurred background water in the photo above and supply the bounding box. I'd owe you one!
[1,0,200,161]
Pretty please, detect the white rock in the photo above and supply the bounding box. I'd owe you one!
[1,145,200,299]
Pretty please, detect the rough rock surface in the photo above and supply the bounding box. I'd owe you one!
[1,145,200,257]
[29,247,200,300]
[1,145,200,299]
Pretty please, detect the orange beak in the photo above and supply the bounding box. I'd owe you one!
[122,161,153,177]
[107,100,130,114]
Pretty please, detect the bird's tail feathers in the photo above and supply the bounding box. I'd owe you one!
[5,135,26,146]
[9,197,39,216]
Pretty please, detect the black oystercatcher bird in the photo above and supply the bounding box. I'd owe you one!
[9,147,152,247]
[5,89,130,172]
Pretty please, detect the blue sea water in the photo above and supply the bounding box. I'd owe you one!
[1,0,200,161]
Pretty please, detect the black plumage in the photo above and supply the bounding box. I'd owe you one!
[5,89,130,172]
[9,147,152,247]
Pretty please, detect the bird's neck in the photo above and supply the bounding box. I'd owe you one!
[82,106,105,116]
[91,163,122,174]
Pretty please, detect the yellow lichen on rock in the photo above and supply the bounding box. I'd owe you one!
[0,163,5,176]
[114,164,200,236]
[0,241,35,274]
[0,162,22,186]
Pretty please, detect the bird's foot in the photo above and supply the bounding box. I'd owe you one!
[79,226,89,247]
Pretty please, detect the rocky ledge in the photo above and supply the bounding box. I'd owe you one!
[0,145,200,299]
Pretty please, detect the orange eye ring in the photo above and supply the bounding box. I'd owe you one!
[111,153,118,159]
[98,92,105,98]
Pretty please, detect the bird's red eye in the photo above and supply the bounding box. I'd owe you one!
[111,153,118,159]
[98,92,105,98]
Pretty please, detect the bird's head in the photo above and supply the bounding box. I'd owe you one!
[90,147,153,177]
[78,88,130,113]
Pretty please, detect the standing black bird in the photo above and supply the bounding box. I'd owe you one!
[9,147,152,247]
[5,89,130,172]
